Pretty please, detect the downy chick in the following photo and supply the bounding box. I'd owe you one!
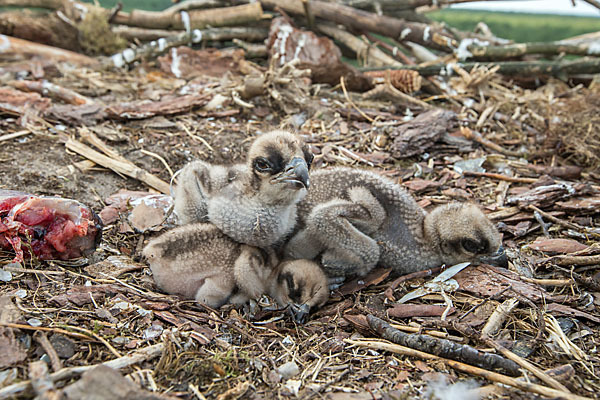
[143,223,328,321]
[173,130,313,248]
[284,167,506,278]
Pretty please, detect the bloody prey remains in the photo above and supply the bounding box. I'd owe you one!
[0,190,102,262]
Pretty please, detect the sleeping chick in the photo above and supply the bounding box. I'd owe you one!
[143,223,328,321]
[173,130,313,249]
[284,167,506,278]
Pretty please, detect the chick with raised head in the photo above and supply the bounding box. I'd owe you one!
[143,223,328,320]
[284,167,506,278]
[173,130,312,249]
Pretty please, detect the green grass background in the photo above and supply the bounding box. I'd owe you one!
[427,9,599,42]
[79,1,599,43]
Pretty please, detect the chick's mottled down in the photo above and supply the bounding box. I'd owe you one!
[143,223,329,313]
[284,168,505,277]
[174,130,312,248]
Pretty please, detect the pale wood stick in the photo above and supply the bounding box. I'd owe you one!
[520,277,574,286]
[0,130,31,142]
[66,138,170,194]
[0,343,164,399]
[345,339,592,400]
[78,127,133,166]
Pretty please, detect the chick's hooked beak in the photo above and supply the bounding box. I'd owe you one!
[479,245,508,268]
[289,303,310,324]
[271,157,310,189]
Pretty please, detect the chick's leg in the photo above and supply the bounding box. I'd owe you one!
[307,198,381,277]
[174,161,212,224]
[233,245,277,300]
[194,274,238,308]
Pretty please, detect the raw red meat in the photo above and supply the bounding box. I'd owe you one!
[0,190,102,262]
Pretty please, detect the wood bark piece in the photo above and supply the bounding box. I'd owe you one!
[556,197,600,215]
[260,0,455,51]
[389,108,456,158]
[158,47,247,79]
[0,87,51,116]
[0,34,98,65]
[373,58,600,77]
[454,265,577,304]
[0,343,164,399]
[106,94,211,120]
[65,139,170,194]
[367,315,521,376]
[525,237,589,254]
[387,304,455,318]
[112,2,263,29]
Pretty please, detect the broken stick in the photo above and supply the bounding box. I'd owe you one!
[66,138,170,194]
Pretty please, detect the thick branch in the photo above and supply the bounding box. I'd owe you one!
[466,41,600,59]
[0,34,98,65]
[365,58,600,77]
[104,26,267,67]
[260,0,455,51]
[367,315,521,376]
[0,0,63,8]
[112,2,263,29]
[112,24,267,43]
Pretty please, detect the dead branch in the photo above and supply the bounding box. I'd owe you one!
[65,138,171,194]
[112,2,264,30]
[0,34,98,65]
[466,41,600,60]
[105,26,267,67]
[260,0,455,51]
[337,0,508,11]
[371,58,600,77]
[367,314,521,376]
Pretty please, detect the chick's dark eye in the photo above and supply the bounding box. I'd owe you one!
[302,147,314,169]
[254,158,272,172]
[462,238,481,254]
